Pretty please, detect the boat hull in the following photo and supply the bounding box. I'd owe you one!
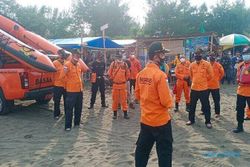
[0,15,89,72]
[0,29,56,72]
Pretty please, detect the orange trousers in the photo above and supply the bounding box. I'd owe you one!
[112,88,128,111]
[246,107,250,118]
[175,79,190,103]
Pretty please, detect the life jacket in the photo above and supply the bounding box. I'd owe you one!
[237,62,250,84]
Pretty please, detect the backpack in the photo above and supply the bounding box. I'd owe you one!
[237,63,250,84]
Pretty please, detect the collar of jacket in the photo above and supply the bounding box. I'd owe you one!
[70,61,78,66]
[195,59,206,64]
[147,61,160,69]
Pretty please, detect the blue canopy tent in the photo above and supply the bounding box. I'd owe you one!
[50,37,123,49]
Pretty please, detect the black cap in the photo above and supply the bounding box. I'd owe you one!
[148,42,170,59]
[195,47,204,54]
[57,49,69,59]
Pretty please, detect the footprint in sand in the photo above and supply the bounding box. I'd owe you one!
[24,134,33,139]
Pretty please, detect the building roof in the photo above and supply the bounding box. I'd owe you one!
[50,37,123,49]
[113,39,136,46]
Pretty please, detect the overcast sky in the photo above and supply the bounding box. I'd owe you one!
[16,0,250,25]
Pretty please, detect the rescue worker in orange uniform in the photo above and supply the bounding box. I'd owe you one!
[129,54,141,93]
[53,49,68,119]
[186,48,214,129]
[207,53,224,118]
[233,47,250,133]
[245,107,250,120]
[174,54,191,112]
[108,53,130,119]
[135,42,173,167]
[60,49,87,131]
[173,54,181,67]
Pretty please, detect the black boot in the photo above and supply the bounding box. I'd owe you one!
[174,102,179,112]
[88,104,94,109]
[124,111,130,119]
[233,123,244,133]
[113,111,117,119]
[102,104,108,108]
[186,103,190,112]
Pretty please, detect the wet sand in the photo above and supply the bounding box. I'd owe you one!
[0,84,249,167]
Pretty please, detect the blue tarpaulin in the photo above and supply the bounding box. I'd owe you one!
[50,37,123,49]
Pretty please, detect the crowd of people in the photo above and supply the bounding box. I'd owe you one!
[51,42,250,166]
[220,51,242,85]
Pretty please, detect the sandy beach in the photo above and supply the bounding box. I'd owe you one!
[0,84,249,167]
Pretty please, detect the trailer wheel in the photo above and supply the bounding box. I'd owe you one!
[0,91,12,115]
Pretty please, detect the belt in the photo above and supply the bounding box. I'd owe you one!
[113,82,126,84]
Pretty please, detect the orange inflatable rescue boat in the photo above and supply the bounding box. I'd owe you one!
[0,15,89,72]
[0,29,56,72]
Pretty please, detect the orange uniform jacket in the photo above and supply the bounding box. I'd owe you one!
[208,62,224,89]
[175,61,190,80]
[53,60,65,88]
[190,60,213,91]
[236,62,250,97]
[129,58,141,80]
[108,61,130,89]
[135,63,173,127]
[60,61,83,92]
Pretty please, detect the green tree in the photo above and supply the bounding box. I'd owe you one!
[144,0,197,36]
[16,6,50,37]
[15,6,74,38]
[45,9,75,38]
[72,0,136,37]
[196,3,210,33]
[2,0,250,39]
[206,0,250,35]
[0,0,19,18]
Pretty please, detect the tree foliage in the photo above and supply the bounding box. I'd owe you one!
[144,0,197,36]
[16,6,74,38]
[72,0,137,37]
[0,0,74,39]
[0,0,19,18]
[207,0,250,35]
[1,0,250,39]
[144,0,250,36]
